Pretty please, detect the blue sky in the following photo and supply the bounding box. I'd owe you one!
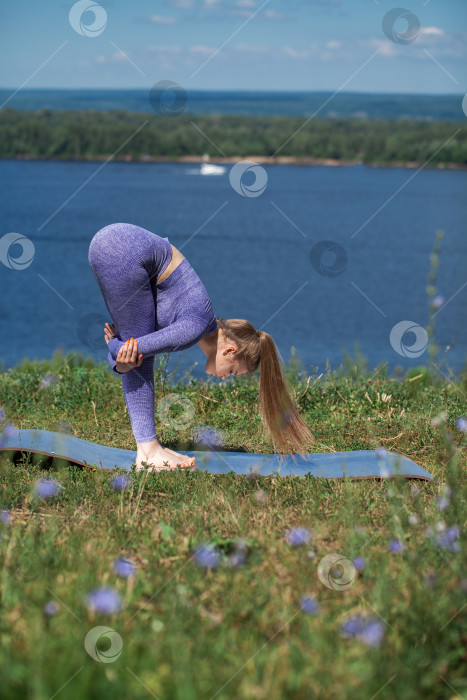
[1,0,465,93]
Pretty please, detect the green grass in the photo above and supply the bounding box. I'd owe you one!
[0,348,466,700]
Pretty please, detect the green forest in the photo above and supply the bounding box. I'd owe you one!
[0,107,466,165]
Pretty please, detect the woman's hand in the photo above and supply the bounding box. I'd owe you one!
[104,323,143,373]
[104,322,118,346]
[115,339,144,373]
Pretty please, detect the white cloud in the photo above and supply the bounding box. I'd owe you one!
[234,43,268,53]
[281,46,312,59]
[150,15,178,25]
[111,52,128,63]
[263,10,285,20]
[165,0,195,7]
[420,26,444,36]
[365,38,397,57]
[190,45,216,55]
[326,40,341,49]
[147,45,182,53]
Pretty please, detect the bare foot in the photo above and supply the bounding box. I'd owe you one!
[163,446,196,468]
[135,447,195,472]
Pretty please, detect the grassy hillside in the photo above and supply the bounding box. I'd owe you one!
[0,349,466,699]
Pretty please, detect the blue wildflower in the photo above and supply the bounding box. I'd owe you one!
[388,539,404,553]
[359,619,385,647]
[113,558,136,578]
[227,550,247,567]
[195,426,224,449]
[353,556,366,572]
[0,510,11,525]
[86,587,122,614]
[300,595,320,615]
[341,616,365,636]
[193,544,222,569]
[436,526,460,553]
[340,614,385,647]
[34,479,61,499]
[1,423,17,442]
[110,474,132,491]
[227,539,249,567]
[39,373,60,390]
[456,417,467,433]
[285,527,311,546]
[437,496,450,511]
[43,601,59,616]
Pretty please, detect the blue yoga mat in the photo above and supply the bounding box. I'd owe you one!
[0,429,434,480]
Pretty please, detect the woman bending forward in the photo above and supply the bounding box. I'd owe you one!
[88,222,314,471]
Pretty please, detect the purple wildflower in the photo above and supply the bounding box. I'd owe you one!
[1,423,17,441]
[34,479,61,500]
[113,558,136,578]
[436,526,460,553]
[341,616,365,636]
[227,550,247,567]
[39,373,60,390]
[436,496,450,511]
[110,474,132,491]
[0,510,11,525]
[285,527,311,546]
[86,587,122,614]
[388,539,404,554]
[43,601,59,616]
[193,544,222,569]
[456,417,467,433]
[360,619,385,647]
[227,539,249,567]
[195,426,224,449]
[353,556,366,572]
[340,614,385,647]
[300,595,320,615]
[432,295,444,310]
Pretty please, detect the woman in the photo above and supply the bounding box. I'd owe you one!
[88,222,314,471]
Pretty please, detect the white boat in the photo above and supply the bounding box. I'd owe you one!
[200,162,226,176]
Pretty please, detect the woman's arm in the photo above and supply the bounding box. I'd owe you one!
[107,348,122,374]
[107,314,217,361]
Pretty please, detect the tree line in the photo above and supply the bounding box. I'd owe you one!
[0,108,465,165]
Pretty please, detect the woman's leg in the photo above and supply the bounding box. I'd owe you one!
[88,223,195,470]
[88,226,159,443]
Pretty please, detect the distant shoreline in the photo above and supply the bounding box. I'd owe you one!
[7,154,467,170]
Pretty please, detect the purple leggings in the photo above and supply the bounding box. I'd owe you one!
[88,223,217,442]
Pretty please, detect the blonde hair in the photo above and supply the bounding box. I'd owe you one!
[215,317,314,456]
